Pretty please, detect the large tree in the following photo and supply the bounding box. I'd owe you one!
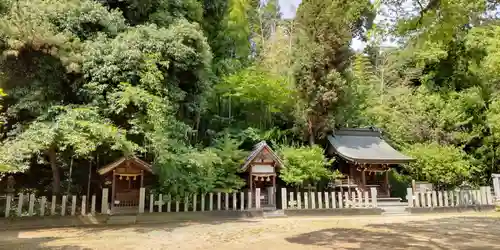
[292,0,374,144]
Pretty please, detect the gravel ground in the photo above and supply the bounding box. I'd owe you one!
[1,212,500,250]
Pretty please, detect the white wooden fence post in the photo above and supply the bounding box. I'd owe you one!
[317,192,323,209]
[493,174,500,200]
[426,192,432,207]
[351,192,357,208]
[158,194,163,213]
[17,193,23,217]
[71,196,76,216]
[81,195,86,215]
[324,192,329,209]
[357,190,362,207]
[297,192,302,209]
[438,191,443,207]
[345,192,350,208]
[232,192,236,210]
[281,188,287,210]
[443,191,449,207]
[337,192,343,208]
[217,192,221,210]
[255,188,261,209]
[370,188,377,208]
[406,188,413,207]
[101,188,108,214]
[311,192,316,209]
[28,193,35,216]
[61,195,67,216]
[304,192,309,209]
[225,193,229,210]
[449,191,455,207]
[289,192,294,209]
[431,191,437,207]
[40,196,46,216]
[332,192,337,208]
[91,195,96,215]
[194,194,198,212]
[481,186,488,205]
[247,191,252,209]
[201,194,206,212]
[149,194,154,213]
[240,192,244,211]
[51,195,56,215]
[486,186,493,205]
[364,191,369,207]
[138,188,145,213]
[5,194,11,218]
[209,193,214,211]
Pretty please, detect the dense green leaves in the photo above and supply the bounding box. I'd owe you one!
[278,144,336,187]
[404,143,473,187]
[2,0,500,195]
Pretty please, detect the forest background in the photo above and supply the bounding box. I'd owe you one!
[0,0,498,197]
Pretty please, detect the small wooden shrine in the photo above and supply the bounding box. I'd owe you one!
[98,156,153,210]
[327,128,414,197]
[240,141,284,208]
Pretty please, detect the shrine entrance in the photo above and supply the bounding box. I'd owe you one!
[98,156,153,213]
[241,141,284,209]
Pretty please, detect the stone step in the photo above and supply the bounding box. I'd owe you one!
[263,210,286,218]
[377,197,402,202]
[378,202,408,207]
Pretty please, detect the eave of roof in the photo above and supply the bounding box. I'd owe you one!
[240,141,284,171]
[327,128,414,165]
[97,156,153,175]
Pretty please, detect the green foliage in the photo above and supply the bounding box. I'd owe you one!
[292,0,374,144]
[209,136,246,191]
[0,106,137,171]
[3,0,500,196]
[404,143,473,188]
[278,144,337,187]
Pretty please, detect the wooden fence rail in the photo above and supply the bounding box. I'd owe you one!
[406,186,493,208]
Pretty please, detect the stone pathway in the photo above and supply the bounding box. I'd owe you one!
[1,212,499,249]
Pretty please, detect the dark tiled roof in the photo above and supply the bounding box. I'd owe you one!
[327,128,414,164]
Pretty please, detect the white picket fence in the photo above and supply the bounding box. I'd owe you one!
[406,186,494,208]
[280,187,379,209]
[3,193,97,218]
[139,188,261,213]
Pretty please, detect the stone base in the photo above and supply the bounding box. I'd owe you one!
[406,205,495,214]
[284,208,383,216]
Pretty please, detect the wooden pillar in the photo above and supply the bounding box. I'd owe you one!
[272,175,276,205]
[385,169,390,197]
[140,170,144,188]
[361,168,366,189]
[112,170,116,210]
[349,164,354,181]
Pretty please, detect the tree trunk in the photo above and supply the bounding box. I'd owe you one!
[48,146,61,195]
[308,119,315,145]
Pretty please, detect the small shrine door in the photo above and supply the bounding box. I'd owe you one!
[250,164,277,208]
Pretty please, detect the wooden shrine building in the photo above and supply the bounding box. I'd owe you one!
[241,141,284,208]
[327,128,414,197]
[98,156,154,212]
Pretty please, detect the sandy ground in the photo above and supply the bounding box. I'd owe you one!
[1,212,500,250]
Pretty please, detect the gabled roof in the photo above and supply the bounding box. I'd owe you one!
[327,128,414,164]
[240,141,284,171]
[97,156,153,175]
